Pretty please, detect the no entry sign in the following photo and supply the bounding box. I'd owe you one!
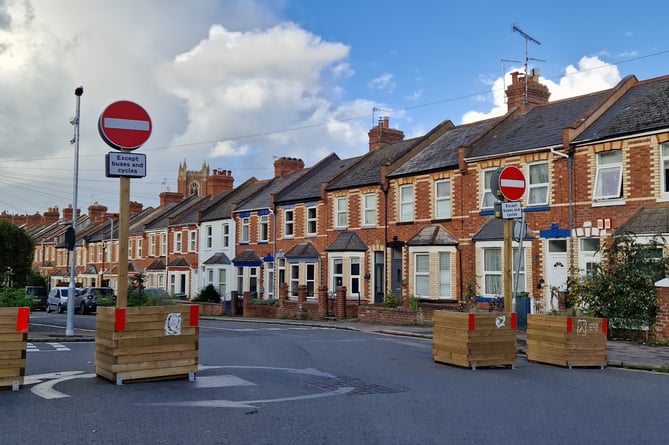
[492,166,526,201]
[98,101,152,150]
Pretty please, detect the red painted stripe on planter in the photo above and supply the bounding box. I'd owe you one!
[16,307,29,332]
[602,318,608,334]
[468,313,476,331]
[511,312,517,330]
[566,317,573,333]
[190,305,199,327]
[115,308,126,332]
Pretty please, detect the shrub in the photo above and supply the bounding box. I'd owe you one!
[248,298,280,306]
[383,291,398,308]
[569,234,668,336]
[193,284,221,303]
[407,295,419,310]
[0,288,33,308]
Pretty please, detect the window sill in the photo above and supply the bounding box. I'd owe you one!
[592,199,625,207]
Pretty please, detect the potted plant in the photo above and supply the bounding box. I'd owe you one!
[95,286,199,385]
[433,309,517,370]
[0,289,32,390]
[526,314,607,368]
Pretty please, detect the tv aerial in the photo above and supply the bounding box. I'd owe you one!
[512,24,543,104]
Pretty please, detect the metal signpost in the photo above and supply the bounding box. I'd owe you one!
[491,166,527,311]
[98,101,151,308]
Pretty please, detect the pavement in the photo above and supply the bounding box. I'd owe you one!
[28,317,669,373]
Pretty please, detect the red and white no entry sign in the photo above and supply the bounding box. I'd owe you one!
[98,101,152,151]
[497,166,526,201]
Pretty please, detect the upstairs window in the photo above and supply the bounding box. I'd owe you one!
[399,185,414,222]
[434,180,451,219]
[528,162,548,206]
[480,169,497,209]
[174,232,182,252]
[306,206,317,236]
[241,217,250,243]
[222,223,230,248]
[594,150,622,200]
[335,197,348,229]
[363,193,377,226]
[661,143,669,195]
[205,225,213,249]
[259,214,269,243]
[284,209,294,238]
[189,231,197,251]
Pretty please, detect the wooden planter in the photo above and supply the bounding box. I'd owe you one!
[0,307,30,391]
[432,311,517,369]
[526,314,607,368]
[95,305,199,385]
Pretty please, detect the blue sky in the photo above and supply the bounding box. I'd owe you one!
[1,0,668,214]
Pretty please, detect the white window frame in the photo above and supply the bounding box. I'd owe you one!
[512,247,526,293]
[137,238,142,258]
[290,264,300,297]
[527,162,549,206]
[483,247,502,296]
[149,233,156,257]
[399,185,414,222]
[438,252,452,298]
[284,209,294,238]
[579,238,601,277]
[434,179,451,219]
[594,150,623,200]
[362,193,377,227]
[241,217,250,243]
[306,206,317,236]
[174,232,183,253]
[335,197,348,229]
[414,253,430,298]
[222,223,230,248]
[259,214,269,243]
[661,143,669,196]
[481,169,498,209]
[205,225,213,249]
[189,230,197,252]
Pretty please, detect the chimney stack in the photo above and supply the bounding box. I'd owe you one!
[368,117,404,151]
[273,157,305,178]
[207,169,235,195]
[506,70,550,112]
[159,191,184,206]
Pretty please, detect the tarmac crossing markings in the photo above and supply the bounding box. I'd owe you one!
[27,342,71,352]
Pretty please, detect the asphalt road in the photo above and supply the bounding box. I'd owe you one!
[2,318,667,445]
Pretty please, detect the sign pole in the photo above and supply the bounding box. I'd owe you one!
[504,215,513,312]
[117,175,130,308]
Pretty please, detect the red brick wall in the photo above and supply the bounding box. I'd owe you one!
[655,286,669,342]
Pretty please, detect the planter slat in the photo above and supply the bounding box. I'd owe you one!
[526,314,607,368]
[433,311,517,370]
[95,306,199,384]
[0,307,29,391]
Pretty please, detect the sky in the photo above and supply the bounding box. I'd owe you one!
[1,0,669,216]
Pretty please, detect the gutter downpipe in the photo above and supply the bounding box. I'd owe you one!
[550,146,574,283]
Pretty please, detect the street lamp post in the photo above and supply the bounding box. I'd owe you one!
[66,86,83,336]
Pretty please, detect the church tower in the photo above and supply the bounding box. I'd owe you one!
[177,160,234,197]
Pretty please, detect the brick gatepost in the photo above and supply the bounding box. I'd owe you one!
[336,286,347,320]
[243,291,251,316]
[655,284,669,342]
[279,283,289,302]
[318,286,328,319]
[230,290,239,316]
[297,285,307,303]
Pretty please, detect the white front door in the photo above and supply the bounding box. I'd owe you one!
[545,240,568,312]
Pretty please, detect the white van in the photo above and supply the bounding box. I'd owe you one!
[46,287,80,313]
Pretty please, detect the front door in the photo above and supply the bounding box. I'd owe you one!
[391,247,403,302]
[374,251,384,304]
[546,239,568,312]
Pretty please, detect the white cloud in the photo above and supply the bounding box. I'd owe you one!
[368,73,396,93]
[462,56,622,124]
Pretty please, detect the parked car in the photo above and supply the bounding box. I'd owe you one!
[142,287,170,299]
[75,287,115,314]
[25,286,48,311]
[46,286,80,313]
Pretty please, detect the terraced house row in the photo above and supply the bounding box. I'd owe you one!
[15,70,669,316]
